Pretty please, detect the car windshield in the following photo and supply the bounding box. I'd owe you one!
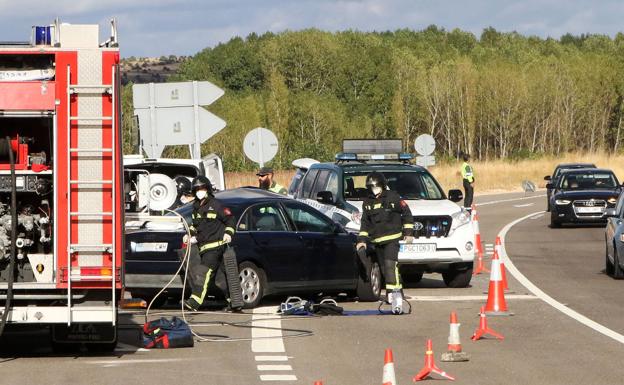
[559,172,618,190]
[343,171,444,200]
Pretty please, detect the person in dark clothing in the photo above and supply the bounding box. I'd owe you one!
[183,176,237,311]
[460,152,475,210]
[355,172,414,314]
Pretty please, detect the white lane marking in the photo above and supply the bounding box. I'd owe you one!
[513,203,535,208]
[257,365,293,371]
[256,356,289,362]
[500,211,624,345]
[405,295,536,301]
[477,194,545,207]
[252,307,285,353]
[86,358,186,365]
[530,213,544,220]
[260,375,298,381]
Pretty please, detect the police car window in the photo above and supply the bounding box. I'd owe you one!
[311,170,330,198]
[345,171,443,200]
[300,169,319,198]
[243,204,288,232]
[282,202,334,233]
[325,171,339,197]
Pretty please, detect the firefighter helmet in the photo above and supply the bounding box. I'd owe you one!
[174,176,192,195]
[365,172,387,192]
[191,175,212,192]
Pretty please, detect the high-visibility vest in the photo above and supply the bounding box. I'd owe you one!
[461,162,474,183]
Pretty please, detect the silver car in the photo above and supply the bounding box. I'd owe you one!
[605,192,624,278]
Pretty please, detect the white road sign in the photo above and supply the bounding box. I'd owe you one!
[133,81,226,159]
[416,155,436,167]
[243,128,279,167]
[415,134,436,156]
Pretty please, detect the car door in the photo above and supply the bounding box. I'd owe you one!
[281,201,357,290]
[240,202,307,289]
[607,193,624,260]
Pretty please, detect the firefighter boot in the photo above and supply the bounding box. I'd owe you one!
[391,288,404,315]
[184,297,201,311]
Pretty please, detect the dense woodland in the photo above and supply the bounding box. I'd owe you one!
[121,26,624,171]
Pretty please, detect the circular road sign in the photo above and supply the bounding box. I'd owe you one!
[243,127,279,166]
[414,134,436,156]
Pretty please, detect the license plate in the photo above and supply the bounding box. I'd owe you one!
[576,207,603,213]
[52,323,116,343]
[135,242,168,252]
[400,243,436,254]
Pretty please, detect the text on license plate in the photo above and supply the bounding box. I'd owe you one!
[135,242,168,252]
[400,243,436,254]
[576,207,603,213]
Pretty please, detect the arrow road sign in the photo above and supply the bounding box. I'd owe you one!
[133,81,226,159]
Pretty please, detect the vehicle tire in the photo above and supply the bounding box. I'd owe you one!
[613,248,624,279]
[356,260,382,301]
[400,269,424,284]
[550,212,561,228]
[606,243,615,276]
[239,262,266,309]
[442,265,473,288]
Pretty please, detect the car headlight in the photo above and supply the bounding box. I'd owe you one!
[608,197,618,204]
[555,199,571,205]
[451,208,471,229]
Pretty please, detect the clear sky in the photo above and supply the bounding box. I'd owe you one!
[0,0,621,58]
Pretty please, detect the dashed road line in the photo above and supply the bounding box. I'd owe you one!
[500,211,624,345]
[252,307,298,382]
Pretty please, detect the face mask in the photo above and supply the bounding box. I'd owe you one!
[195,190,208,200]
[372,186,383,196]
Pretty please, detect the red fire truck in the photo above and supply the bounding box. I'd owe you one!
[0,20,123,350]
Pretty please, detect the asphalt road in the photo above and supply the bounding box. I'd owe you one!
[2,190,623,385]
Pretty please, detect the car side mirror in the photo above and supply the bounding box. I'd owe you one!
[317,191,335,204]
[546,183,553,189]
[605,208,618,217]
[448,189,463,203]
[544,175,551,181]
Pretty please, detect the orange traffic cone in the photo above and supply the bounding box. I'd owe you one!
[472,208,489,275]
[413,339,455,381]
[495,237,510,291]
[313,382,323,385]
[471,306,504,340]
[440,312,470,362]
[484,247,510,315]
[382,348,397,385]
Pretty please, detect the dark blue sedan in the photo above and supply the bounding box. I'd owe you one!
[125,188,382,308]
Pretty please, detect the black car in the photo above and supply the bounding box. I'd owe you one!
[125,188,382,308]
[548,168,621,227]
[544,163,596,211]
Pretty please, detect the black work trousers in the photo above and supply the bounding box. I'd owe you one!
[375,241,402,290]
[188,245,228,305]
[463,179,474,209]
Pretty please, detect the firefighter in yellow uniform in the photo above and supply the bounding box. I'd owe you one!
[356,172,414,314]
[257,166,287,195]
[460,153,474,211]
[184,176,237,311]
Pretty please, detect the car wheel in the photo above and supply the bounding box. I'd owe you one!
[239,262,266,308]
[442,265,473,288]
[606,243,615,276]
[400,267,424,283]
[614,248,624,279]
[356,260,382,301]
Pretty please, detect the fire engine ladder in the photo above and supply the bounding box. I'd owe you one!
[65,65,117,325]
